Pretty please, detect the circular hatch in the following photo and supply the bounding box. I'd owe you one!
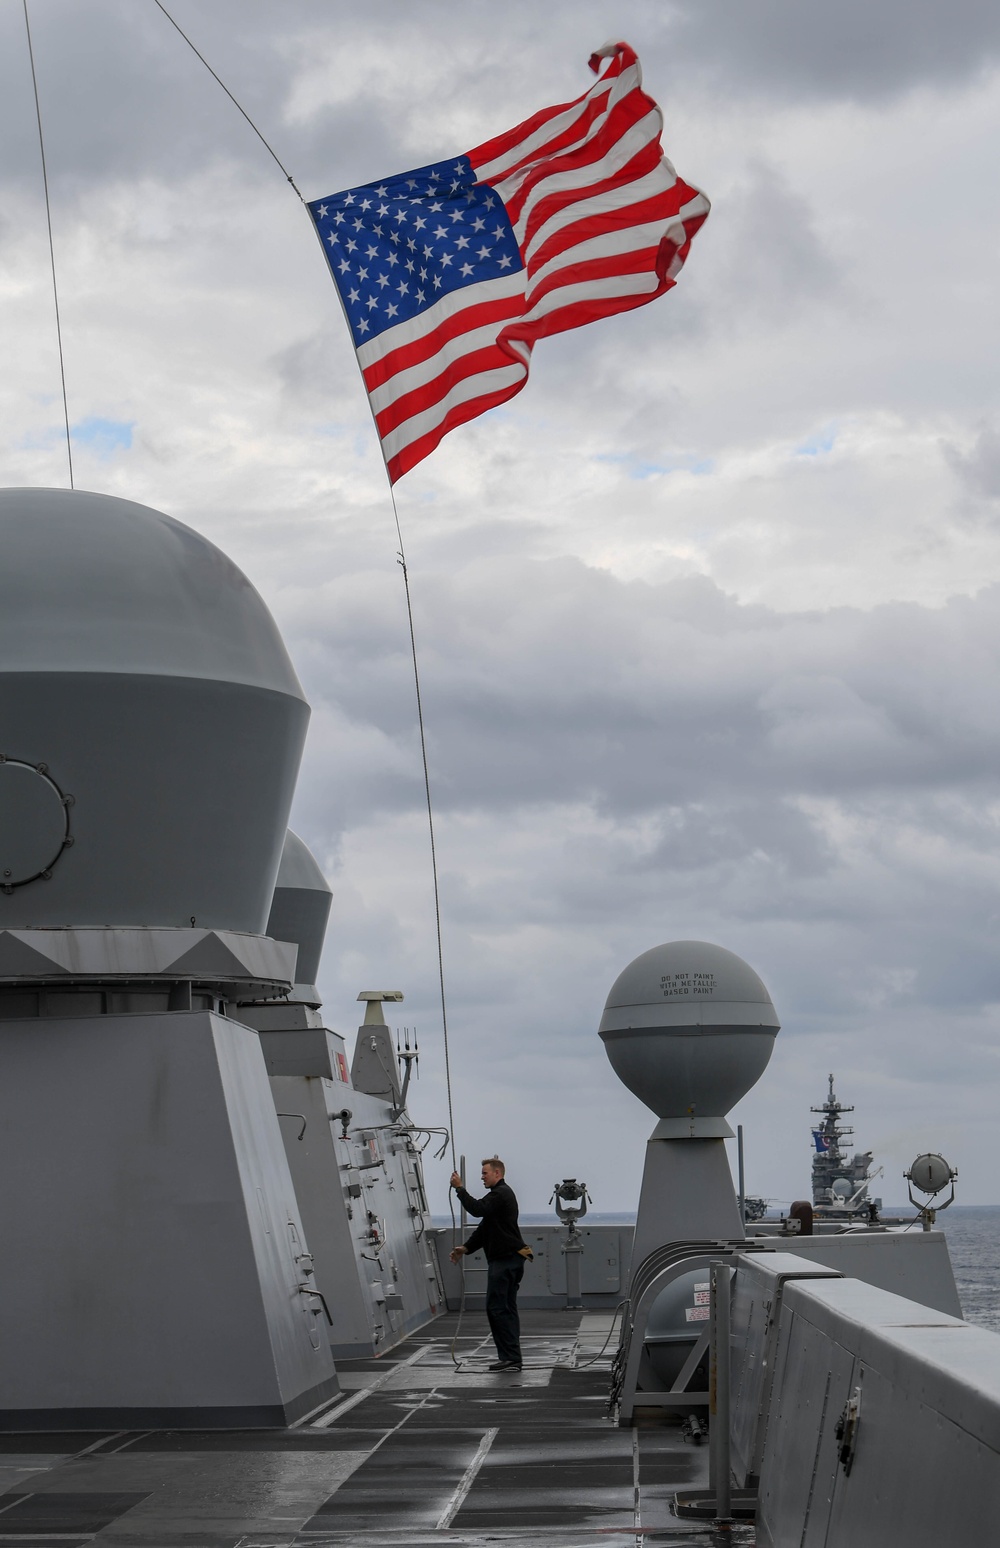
[0,758,73,891]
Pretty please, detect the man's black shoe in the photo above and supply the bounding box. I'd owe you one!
[489,1360,522,1371]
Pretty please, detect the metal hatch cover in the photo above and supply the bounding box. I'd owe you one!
[0,757,72,890]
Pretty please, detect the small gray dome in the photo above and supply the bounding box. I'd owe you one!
[0,488,304,697]
[267,831,332,998]
[599,941,779,1123]
[274,830,332,894]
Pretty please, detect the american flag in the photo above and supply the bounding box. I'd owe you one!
[309,41,710,484]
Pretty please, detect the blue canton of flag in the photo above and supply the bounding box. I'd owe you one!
[309,159,524,350]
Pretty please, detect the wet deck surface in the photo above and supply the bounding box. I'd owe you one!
[0,1312,753,1547]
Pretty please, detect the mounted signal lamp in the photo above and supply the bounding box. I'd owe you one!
[905,1153,957,1231]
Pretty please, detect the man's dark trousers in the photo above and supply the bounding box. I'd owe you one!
[486,1255,524,1365]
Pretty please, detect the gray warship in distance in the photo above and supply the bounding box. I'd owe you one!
[1,485,999,1546]
[810,1073,880,1218]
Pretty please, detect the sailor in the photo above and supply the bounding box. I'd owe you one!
[450,1158,532,1372]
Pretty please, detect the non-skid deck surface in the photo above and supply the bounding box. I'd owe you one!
[0,1313,752,1548]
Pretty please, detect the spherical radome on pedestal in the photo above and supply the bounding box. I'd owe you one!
[599,939,779,1121]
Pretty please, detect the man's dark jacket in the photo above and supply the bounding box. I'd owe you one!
[455,1179,528,1262]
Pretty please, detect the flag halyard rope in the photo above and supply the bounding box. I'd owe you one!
[22,0,74,490]
[151,1,305,201]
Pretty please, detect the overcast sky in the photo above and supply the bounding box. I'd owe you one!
[2,1,1000,1211]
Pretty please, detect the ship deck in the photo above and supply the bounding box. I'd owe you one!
[0,1312,752,1548]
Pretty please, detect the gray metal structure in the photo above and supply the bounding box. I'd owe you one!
[600,940,779,1269]
[0,488,335,1427]
[240,833,445,1358]
[0,488,307,933]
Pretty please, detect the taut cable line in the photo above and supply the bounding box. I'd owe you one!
[151,1,305,201]
[152,2,459,1173]
[22,0,73,489]
[390,485,458,1176]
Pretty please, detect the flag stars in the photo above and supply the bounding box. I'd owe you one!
[322,157,521,344]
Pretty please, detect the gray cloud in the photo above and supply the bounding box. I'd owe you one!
[668,0,1000,103]
[949,423,1000,503]
[283,560,1000,826]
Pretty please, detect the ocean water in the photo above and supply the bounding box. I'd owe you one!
[931,1204,1000,1333]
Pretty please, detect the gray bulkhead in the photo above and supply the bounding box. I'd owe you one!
[0,489,337,1428]
[241,835,446,1359]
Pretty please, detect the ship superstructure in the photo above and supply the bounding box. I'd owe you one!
[810,1072,878,1215]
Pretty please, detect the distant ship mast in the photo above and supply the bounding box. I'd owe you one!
[810,1073,877,1213]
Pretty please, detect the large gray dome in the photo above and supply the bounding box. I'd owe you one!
[599,941,779,1125]
[0,488,303,693]
[0,488,309,932]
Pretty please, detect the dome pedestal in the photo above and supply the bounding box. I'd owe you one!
[632,1135,744,1272]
